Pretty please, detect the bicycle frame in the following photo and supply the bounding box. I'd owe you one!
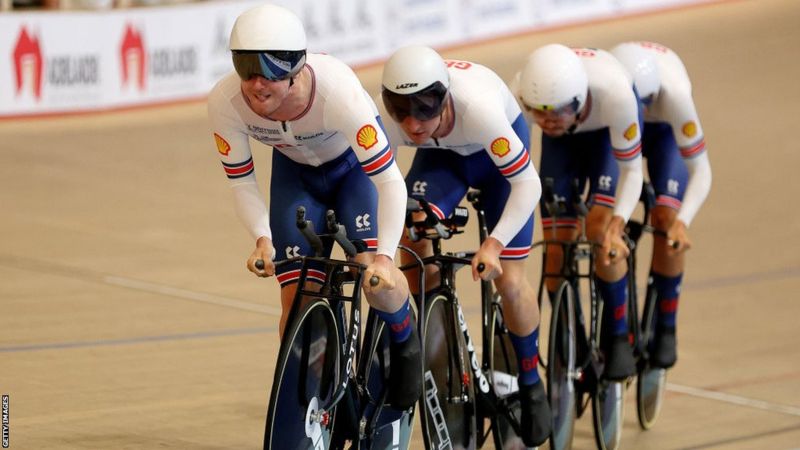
[265,207,414,449]
[402,193,528,448]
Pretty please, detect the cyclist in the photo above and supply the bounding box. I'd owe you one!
[512,44,644,380]
[378,45,551,447]
[610,41,712,368]
[207,4,420,409]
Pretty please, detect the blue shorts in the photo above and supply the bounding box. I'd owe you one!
[642,122,688,210]
[404,114,534,259]
[539,128,621,228]
[269,150,378,286]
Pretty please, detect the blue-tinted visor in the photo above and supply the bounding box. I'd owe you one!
[232,50,306,81]
[382,82,448,122]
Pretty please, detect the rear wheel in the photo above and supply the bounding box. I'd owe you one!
[420,293,477,450]
[264,298,340,450]
[637,281,667,429]
[546,281,578,450]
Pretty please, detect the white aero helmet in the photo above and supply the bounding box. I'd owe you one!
[611,42,660,100]
[519,44,588,113]
[229,4,307,81]
[381,45,450,121]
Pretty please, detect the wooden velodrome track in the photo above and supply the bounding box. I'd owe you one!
[2,0,799,448]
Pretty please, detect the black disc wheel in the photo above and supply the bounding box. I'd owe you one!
[264,299,340,450]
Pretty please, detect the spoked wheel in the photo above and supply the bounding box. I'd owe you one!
[545,282,578,450]
[487,293,529,450]
[359,313,415,449]
[420,293,476,450]
[591,379,625,450]
[637,282,667,430]
[264,299,340,450]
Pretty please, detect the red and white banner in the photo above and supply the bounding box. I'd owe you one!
[0,0,714,118]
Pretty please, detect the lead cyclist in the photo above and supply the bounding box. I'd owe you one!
[206,3,421,410]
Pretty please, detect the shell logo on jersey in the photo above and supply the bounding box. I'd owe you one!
[214,133,231,156]
[356,124,378,150]
[623,123,638,141]
[682,121,698,138]
[490,137,511,157]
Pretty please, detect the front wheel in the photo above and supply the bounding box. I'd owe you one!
[420,293,477,450]
[487,293,529,449]
[545,281,578,450]
[359,312,415,449]
[637,281,667,429]
[264,298,340,450]
[591,380,625,450]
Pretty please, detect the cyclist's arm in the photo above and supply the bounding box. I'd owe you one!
[207,87,271,243]
[678,152,711,227]
[664,89,712,227]
[608,94,644,223]
[468,109,540,246]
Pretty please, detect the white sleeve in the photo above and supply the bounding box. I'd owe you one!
[613,155,644,222]
[490,165,541,245]
[230,181,271,241]
[208,85,271,242]
[677,151,712,226]
[371,164,408,259]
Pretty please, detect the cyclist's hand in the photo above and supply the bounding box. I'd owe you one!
[473,237,503,281]
[601,216,629,266]
[247,236,276,277]
[363,254,397,293]
[666,219,691,254]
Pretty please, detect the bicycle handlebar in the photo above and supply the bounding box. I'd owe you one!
[405,197,469,241]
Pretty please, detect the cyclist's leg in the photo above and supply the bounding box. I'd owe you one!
[643,123,689,368]
[539,133,581,296]
[401,148,469,294]
[269,151,330,336]
[478,133,550,446]
[583,130,635,380]
[335,154,420,409]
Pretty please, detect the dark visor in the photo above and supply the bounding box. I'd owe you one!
[231,50,306,81]
[382,82,448,122]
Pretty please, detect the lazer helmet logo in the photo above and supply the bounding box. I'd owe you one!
[120,23,147,91]
[395,82,418,89]
[13,26,43,100]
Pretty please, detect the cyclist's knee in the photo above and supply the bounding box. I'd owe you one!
[650,206,677,232]
[585,206,612,241]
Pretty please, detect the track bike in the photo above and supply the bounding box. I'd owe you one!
[537,179,669,450]
[262,206,415,450]
[402,192,534,450]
